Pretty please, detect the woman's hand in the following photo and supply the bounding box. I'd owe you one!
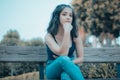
[63,23,73,32]
[53,55,58,59]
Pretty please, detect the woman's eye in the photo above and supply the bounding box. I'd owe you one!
[62,13,66,16]
[69,14,72,17]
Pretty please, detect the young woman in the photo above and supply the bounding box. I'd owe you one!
[45,4,84,80]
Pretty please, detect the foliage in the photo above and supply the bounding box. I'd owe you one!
[72,0,120,47]
[0,30,20,46]
[81,63,117,78]
[72,0,120,38]
[26,38,45,46]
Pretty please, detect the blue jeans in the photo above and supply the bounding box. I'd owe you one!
[45,56,84,80]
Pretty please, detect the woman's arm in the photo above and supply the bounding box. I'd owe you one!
[73,33,84,64]
[45,23,72,56]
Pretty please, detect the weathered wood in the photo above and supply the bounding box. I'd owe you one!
[83,47,120,63]
[0,46,120,80]
[0,46,47,62]
[0,46,120,63]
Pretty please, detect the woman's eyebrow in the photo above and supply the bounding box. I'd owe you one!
[62,12,72,14]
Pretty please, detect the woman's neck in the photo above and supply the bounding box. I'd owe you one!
[54,26,64,44]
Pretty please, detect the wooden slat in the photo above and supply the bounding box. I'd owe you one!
[0,46,120,63]
[0,46,47,62]
[84,47,120,63]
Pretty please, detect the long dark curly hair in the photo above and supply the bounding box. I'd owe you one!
[47,4,78,40]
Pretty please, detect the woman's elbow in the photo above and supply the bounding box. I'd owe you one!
[53,47,69,55]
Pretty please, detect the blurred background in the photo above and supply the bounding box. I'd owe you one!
[0,0,120,79]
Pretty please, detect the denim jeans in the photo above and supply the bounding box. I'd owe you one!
[45,56,84,80]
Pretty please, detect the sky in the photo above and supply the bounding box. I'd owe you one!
[0,0,72,41]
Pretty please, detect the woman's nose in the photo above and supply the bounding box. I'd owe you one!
[66,16,71,19]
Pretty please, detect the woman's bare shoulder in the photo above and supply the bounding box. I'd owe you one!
[45,33,49,37]
[45,33,53,43]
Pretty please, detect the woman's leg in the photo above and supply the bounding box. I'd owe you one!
[58,56,84,80]
[61,72,72,80]
[45,60,63,79]
[46,56,84,80]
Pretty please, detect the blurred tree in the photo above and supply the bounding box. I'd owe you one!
[27,38,45,46]
[0,29,20,46]
[72,0,120,47]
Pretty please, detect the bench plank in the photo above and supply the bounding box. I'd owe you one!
[0,46,120,63]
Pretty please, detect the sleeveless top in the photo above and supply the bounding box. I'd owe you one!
[46,36,76,61]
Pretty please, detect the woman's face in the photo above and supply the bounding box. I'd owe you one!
[59,7,73,26]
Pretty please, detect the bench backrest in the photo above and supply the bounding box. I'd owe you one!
[0,46,120,63]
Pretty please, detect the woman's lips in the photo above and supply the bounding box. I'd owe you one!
[65,21,71,23]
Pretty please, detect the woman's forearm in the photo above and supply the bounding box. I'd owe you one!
[59,31,71,55]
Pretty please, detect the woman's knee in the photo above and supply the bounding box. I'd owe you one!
[58,56,70,60]
[57,56,71,64]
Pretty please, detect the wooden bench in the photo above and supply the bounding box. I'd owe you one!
[0,46,120,80]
